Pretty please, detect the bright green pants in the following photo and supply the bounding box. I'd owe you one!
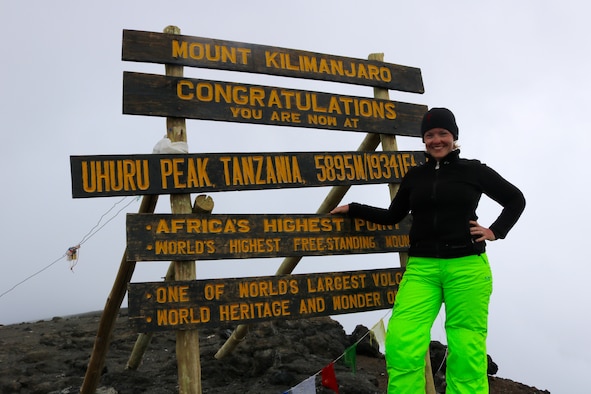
[385,254,493,393]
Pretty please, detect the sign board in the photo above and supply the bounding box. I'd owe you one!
[122,29,424,93]
[70,151,423,198]
[126,213,411,261]
[123,72,427,137]
[128,267,403,331]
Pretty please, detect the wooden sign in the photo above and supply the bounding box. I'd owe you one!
[122,29,424,93]
[126,213,411,261]
[123,72,427,137]
[70,151,423,198]
[128,267,403,331]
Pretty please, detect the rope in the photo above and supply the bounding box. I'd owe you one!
[0,196,139,299]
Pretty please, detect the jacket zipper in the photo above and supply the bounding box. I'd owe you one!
[432,163,440,256]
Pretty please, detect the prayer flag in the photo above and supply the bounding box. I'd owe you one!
[343,344,357,374]
[321,362,339,393]
[370,318,387,349]
[291,375,316,394]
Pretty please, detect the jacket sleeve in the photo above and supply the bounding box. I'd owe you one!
[479,164,526,239]
[347,178,412,225]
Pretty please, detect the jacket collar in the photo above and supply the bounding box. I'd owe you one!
[424,149,461,167]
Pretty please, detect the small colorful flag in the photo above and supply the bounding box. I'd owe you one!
[291,375,316,394]
[321,362,339,393]
[370,318,387,349]
[343,344,357,374]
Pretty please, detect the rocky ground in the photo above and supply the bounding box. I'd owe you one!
[0,309,550,393]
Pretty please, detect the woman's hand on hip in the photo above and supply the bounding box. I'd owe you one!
[469,220,496,242]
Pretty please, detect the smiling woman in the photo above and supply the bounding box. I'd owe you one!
[422,108,459,162]
[331,107,526,393]
[423,129,456,161]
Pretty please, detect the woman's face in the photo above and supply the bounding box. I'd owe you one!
[423,128,455,160]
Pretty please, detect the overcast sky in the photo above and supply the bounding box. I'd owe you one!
[1,1,589,392]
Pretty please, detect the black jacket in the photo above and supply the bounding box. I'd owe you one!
[348,150,526,258]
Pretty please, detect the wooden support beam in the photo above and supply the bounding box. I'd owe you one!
[79,195,158,394]
[160,25,203,394]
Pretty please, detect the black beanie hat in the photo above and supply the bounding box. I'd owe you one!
[421,107,459,140]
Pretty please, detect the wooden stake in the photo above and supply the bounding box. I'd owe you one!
[79,195,158,394]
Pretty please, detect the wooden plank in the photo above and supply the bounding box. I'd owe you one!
[128,267,404,331]
[122,29,424,93]
[70,151,423,198]
[126,213,411,261]
[122,72,427,137]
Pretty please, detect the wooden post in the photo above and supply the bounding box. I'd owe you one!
[79,195,158,394]
[368,53,434,394]
[214,132,381,359]
[126,195,214,370]
[160,25,202,394]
